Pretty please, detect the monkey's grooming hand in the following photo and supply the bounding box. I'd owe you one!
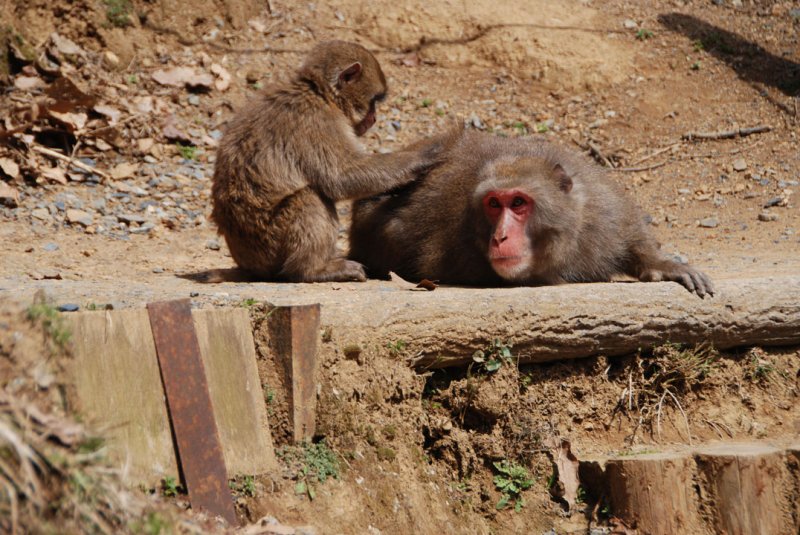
[639,264,715,298]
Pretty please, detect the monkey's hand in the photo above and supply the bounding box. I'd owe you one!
[639,263,715,298]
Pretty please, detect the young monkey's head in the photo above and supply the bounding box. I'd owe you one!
[299,40,387,137]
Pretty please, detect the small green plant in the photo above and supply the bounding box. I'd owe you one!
[27,303,71,348]
[692,39,705,52]
[472,338,514,372]
[435,108,445,116]
[240,297,257,307]
[387,339,407,355]
[229,475,257,497]
[176,143,197,160]
[535,122,549,133]
[420,98,433,108]
[636,29,654,40]
[77,436,105,454]
[691,61,701,71]
[126,74,139,85]
[284,440,341,500]
[576,485,587,504]
[136,512,170,535]
[161,476,182,497]
[493,460,533,512]
[105,0,132,27]
[263,385,275,404]
[511,121,527,135]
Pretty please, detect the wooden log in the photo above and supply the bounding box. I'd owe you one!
[694,443,793,535]
[387,276,800,369]
[604,452,706,535]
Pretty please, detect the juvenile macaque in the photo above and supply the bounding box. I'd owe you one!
[350,129,714,297]
[211,40,437,282]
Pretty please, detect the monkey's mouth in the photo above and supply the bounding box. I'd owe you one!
[489,255,532,279]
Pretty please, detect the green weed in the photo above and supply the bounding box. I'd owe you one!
[493,460,533,512]
[176,143,197,161]
[472,338,514,373]
[105,0,133,27]
[26,303,71,348]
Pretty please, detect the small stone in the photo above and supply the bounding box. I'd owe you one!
[104,50,120,67]
[188,95,200,106]
[42,270,62,280]
[732,158,747,171]
[758,211,779,222]
[677,188,691,195]
[467,113,484,130]
[43,243,59,252]
[698,217,718,228]
[66,209,93,227]
[206,239,221,250]
[152,267,165,273]
[32,208,51,220]
[763,196,784,208]
[623,19,638,29]
[118,213,147,224]
[190,291,200,297]
[57,304,79,312]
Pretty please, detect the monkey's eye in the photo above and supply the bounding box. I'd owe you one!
[488,197,501,208]
[511,196,527,207]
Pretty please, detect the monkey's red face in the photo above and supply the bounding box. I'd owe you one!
[482,190,534,280]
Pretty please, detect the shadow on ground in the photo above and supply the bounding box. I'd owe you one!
[658,12,800,96]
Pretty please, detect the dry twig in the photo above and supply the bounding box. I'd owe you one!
[29,144,110,181]
[682,125,771,141]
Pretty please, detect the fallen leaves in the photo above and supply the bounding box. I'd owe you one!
[152,66,214,90]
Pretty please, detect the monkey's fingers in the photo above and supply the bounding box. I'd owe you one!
[691,270,715,298]
[674,272,697,295]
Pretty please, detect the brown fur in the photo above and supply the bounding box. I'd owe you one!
[349,129,714,296]
[211,40,437,282]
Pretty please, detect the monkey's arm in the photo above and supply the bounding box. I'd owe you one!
[631,246,715,298]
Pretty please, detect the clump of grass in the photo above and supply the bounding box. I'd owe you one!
[26,303,71,348]
[472,338,514,373]
[493,459,533,512]
[635,29,654,40]
[176,143,197,160]
[279,440,340,500]
[229,475,257,497]
[104,0,133,27]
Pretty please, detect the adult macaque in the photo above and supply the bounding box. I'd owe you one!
[349,129,714,297]
[211,40,439,282]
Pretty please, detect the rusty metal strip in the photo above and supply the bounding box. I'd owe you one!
[147,299,238,525]
[267,303,321,443]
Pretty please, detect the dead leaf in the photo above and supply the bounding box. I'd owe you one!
[0,158,20,179]
[94,138,113,151]
[399,52,422,67]
[41,166,68,185]
[93,104,121,124]
[47,110,88,131]
[109,162,139,180]
[14,75,45,91]
[152,67,214,90]
[136,138,155,153]
[0,181,19,206]
[389,271,417,290]
[416,279,438,291]
[46,76,95,112]
[552,439,581,509]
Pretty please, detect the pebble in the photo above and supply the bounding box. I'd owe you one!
[699,217,718,228]
[43,243,59,252]
[732,158,747,171]
[31,208,51,220]
[66,208,93,226]
[188,95,200,106]
[152,267,165,273]
[467,113,484,130]
[118,213,147,224]
[129,222,155,234]
[623,19,638,29]
[758,211,779,222]
[206,239,221,250]
[677,188,691,195]
[763,196,784,208]
[190,291,199,297]
[57,304,80,312]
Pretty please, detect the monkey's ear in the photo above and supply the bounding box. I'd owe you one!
[553,164,573,193]
[338,62,363,85]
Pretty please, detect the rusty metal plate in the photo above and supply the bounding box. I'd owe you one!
[267,303,321,443]
[147,299,238,525]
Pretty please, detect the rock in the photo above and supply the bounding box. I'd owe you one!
[677,188,691,195]
[57,304,80,312]
[467,113,484,129]
[623,19,638,29]
[0,181,19,207]
[110,162,139,180]
[732,158,747,171]
[188,95,200,106]
[698,217,719,228]
[66,209,93,227]
[152,267,165,273]
[118,214,147,225]
[104,50,120,67]
[152,67,214,90]
[129,222,155,234]
[0,157,20,179]
[763,196,785,208]
[14,75,45,91]
[50,33,83,57]
[758,211,779,222]
[206,239,221,251]
[190,291,200,297]
[32,208,51,221]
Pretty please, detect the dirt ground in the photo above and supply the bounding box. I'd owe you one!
[1,0,799,533]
